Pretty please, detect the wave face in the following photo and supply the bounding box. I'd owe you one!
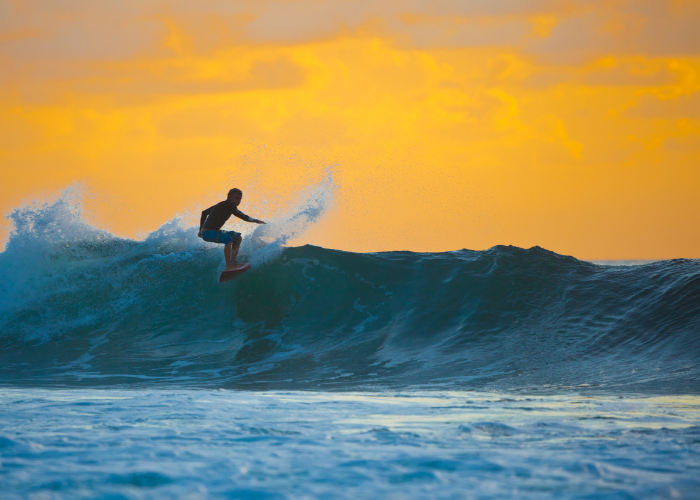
[1,197,699,393]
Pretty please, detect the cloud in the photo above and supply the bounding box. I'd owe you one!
[0,1,160,61]
[527,0,700,62]
[92,57,306,98]
[2,0,699,67]
[4,49,307,106]
[577,59,680,87]
[626,92,700,119]
[523,57,682,89]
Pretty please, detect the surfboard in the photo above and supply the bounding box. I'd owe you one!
[219,263,251,283]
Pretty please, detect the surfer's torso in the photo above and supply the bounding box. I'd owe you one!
[200,200,253,231]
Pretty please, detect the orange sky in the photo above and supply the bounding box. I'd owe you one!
[1,0,699,259]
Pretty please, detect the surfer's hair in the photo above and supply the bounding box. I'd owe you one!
[228,188,242,198]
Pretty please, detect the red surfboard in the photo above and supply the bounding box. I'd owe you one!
[219,263,251,283]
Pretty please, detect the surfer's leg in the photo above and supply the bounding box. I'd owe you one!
[224,241,233,269]
[224,236,242,270]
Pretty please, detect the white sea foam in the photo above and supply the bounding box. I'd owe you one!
[241,172,336,267]
[0,185,111,319]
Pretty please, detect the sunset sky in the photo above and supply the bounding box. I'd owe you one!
[1,0,699,259]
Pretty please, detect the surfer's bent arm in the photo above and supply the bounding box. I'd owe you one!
[199,206,214,235]
[234,208,266,224]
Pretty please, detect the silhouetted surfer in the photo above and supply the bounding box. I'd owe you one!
[198,188,266,270]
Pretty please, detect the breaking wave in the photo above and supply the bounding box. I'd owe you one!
[0,188,698,393]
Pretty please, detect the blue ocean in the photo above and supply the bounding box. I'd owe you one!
[1,192,699,499]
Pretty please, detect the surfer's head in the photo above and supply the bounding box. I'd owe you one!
[227,188,243,206]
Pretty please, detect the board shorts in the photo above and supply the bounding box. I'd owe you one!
[201,230,241,245]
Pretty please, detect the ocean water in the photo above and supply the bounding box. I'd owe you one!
[2,389,699,499]
[1,192,699,498]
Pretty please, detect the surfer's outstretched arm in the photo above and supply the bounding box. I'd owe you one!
[234,208,266,224]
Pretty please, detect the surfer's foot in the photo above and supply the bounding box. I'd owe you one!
[226,263,238,270]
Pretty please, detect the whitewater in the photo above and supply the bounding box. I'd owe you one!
[1,187,699,499]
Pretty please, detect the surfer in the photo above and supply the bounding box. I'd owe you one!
[198,188,266,270]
